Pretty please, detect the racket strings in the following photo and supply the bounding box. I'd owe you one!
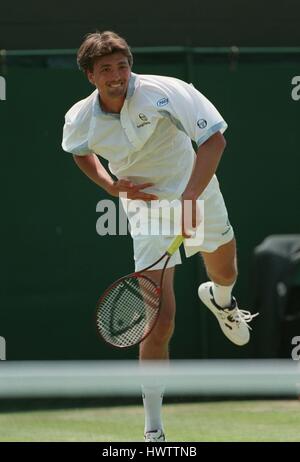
[96,276,160,347]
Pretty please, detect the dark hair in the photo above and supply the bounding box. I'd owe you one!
[77,31,133,72]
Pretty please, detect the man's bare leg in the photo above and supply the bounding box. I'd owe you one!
[139,267,176,360]
[140,267,175,440]
[201,237,237,286]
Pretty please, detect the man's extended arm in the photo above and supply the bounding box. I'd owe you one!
[73,153,115,192]
[73,153,158,201]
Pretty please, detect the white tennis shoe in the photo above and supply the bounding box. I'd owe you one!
[198,282,259,346]
[144,429,166,442]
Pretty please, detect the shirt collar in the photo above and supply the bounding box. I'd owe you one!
[126,72,139,99]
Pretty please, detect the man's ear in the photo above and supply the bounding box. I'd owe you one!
[86,69,95,85]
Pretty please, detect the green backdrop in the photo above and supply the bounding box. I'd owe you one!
[0,49,299,359]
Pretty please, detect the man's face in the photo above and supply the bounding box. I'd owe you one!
[87,52,131,102]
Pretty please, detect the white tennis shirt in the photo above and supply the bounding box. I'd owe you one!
[62,73,227,200]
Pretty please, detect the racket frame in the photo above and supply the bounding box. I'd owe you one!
[95,273,162,349]
[95,235,184,349]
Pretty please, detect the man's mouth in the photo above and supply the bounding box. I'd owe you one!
[108,82,123,88]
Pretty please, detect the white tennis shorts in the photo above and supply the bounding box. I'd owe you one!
[122,175,234,271]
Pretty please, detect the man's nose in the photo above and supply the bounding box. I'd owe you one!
[110,68,120,81]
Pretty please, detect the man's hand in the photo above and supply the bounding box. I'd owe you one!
[108,180,158,201]
[181,192,202,238]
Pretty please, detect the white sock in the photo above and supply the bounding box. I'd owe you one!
[212,281,235,308]
[141,384,164,433]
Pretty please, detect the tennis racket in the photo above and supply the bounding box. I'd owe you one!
[95,235,184,348]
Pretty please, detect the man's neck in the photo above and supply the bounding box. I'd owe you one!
[98,94,125,114]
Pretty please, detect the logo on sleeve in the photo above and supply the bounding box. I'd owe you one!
[157,97,169,107]
[137,113,151,128]
[197,119,207,129]
[221,219,232,236]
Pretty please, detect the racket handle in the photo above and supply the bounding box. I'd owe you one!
[166,236,185,256]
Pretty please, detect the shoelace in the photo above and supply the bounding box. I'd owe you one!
[144,431,165,442]
[226,308,259,330]
[145,436,163,441]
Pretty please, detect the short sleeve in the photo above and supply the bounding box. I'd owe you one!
[157,78,227,147]
[61,98,94,156]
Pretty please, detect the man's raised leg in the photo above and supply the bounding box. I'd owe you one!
[198,238,258,345]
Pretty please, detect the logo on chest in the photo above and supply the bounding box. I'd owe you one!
[137,113,151,128]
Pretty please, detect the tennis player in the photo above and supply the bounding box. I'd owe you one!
[62,31,258,442]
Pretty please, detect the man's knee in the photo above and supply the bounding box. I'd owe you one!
[144,267,176,345]
[150,313,175,345]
